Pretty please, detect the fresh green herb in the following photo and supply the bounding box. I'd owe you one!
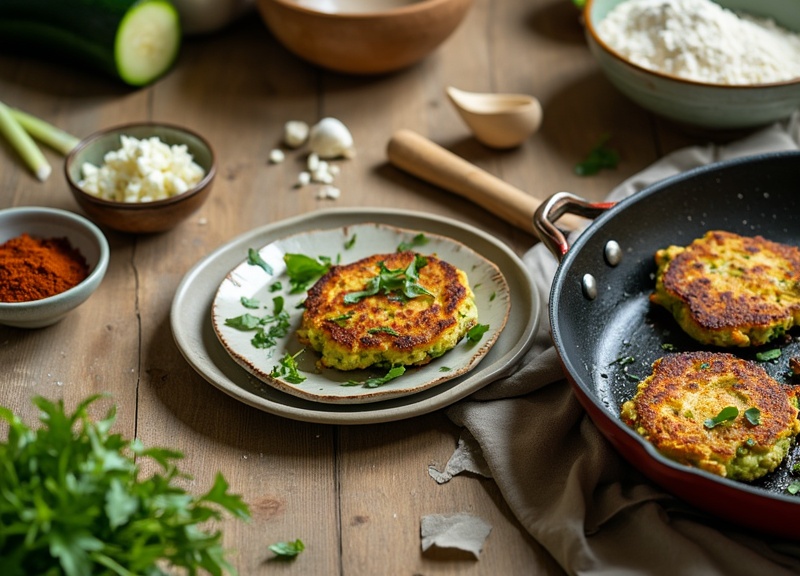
[787,481,800,495]
[610,355,635,366]
[241,296,261,309]
[466,323,490,343]
[792,463,800,475]
[489,292,496,302]
[574,134,619,176]
[397,233,428,252]
[0,395,250,576]
[269,281,282,292]
[284,253,332,293]
[271,350,306,384]
[704,406,739,429]
[744,407,761,426]
[368,326,400,336]
[661,343,678,351]
[226,298,291,351]
[268,538,305,559]
[343,366,406,388]
[756,348,781,362]
[328,312,353,326]
[624,372,642,381]
[344,234,357,249]
[248,248,273,275]
[344,255,433,304]
[440,366,452,372]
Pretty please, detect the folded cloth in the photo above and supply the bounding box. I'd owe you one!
[447,112,800,575]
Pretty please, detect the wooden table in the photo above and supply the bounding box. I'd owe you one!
[0,1,705,573]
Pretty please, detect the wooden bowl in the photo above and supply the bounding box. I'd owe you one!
[255,0,473,74]
[65,123,216,234]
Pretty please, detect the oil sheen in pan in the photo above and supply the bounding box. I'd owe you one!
[595,288,800,493]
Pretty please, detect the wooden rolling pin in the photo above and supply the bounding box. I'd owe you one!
[386,129,583,233]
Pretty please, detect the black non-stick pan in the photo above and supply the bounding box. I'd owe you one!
[536,150,800,539]
[387,133,800,539]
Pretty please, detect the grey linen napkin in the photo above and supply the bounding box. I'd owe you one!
[447,113,800,575]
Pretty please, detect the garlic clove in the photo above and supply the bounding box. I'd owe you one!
[283,120,310,148]
[308,117,356,159]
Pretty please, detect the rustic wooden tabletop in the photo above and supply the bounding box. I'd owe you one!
[0,1,708,573]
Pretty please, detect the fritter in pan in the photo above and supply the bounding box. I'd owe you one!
[298,251,478,371]
[621,351,800,481]
[650,230,800,347]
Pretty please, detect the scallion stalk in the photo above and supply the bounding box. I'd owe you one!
[0,100,51,181]
[9,107,80,155]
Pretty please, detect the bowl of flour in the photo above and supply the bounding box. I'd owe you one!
[584,0,800,129]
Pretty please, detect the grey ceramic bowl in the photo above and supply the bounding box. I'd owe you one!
[0,207,110,328]
[584,0,800,129]
[65,123,216,234]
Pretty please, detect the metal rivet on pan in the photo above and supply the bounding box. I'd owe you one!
[604,240,622,266]
[582,273,597,300]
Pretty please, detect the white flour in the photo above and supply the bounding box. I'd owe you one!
[596,0,800,85]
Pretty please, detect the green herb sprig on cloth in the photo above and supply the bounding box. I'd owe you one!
[0,394,250,576]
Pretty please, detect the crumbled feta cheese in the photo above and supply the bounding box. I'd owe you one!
[316,185,341,200]
[296,171,311,187]
[78,135,205,203]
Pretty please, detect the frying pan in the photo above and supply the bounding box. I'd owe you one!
[387,133,800,539]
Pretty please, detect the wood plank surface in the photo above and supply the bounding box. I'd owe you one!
[0,1,722,574]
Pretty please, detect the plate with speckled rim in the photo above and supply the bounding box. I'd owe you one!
[210,221,510,404]
[171,208,539,424]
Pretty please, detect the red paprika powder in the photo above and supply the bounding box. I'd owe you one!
[0,233,89,303]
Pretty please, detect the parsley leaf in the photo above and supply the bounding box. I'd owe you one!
[269,538,305,558]
[368,326,400,336]
[744,407,761,426]
[248,247,273,275]
[226,298,291,351]
[704,406,739,429]
[284,253,332,293]
[574,134,619,176]
[0,395,250,575]
[271,350,306,384]
[466,323,490,343]
[344,234,357,249]
[241,296,261,309]
[397,233,428,252]
[756,348,781,362]
[344,255,433,304]
[343,366,406,388]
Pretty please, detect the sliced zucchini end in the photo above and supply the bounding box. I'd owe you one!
[115,0,181,87]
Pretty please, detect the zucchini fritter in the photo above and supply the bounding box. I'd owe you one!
[298,251,478,371]
[650,230,800,347]
[621,351,800,481]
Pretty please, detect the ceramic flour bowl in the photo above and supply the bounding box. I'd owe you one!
[0,207,109,329]
[256,0,473,74]
[584,0,800,129]
[65,123,216,234]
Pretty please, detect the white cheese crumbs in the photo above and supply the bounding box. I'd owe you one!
[596,0,800,85]
[78,135,205,203]
[297,171,311,187]
[316,184,340,200]
[268,148,285,164]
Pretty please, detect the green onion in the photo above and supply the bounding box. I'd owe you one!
[0,100,51,181]
[9,107,80,154]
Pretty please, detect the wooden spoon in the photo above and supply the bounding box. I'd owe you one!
[446,86,543,149]
[386,129,584,234]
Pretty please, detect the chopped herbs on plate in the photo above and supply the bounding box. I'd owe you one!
[342,366,406,388]
[271,350,306,384]
[247,247,273,275]
[466,323,490,343]
[225,296,290,351]
[397,233,428,252]
[344,254,433,304]
[284,253,332,293]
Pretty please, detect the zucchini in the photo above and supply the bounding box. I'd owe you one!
[0,0,181,87]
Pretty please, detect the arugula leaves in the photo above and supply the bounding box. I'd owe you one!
[344,255,433,304]
[270,350,306,384]
[0,395,250,576]
[397,233,428,252]
[466,323,490,343]
[704,406,739,429]
[225,296,290,351]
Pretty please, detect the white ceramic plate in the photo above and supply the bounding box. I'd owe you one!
[211,223,510,404]
[171,208,539,424]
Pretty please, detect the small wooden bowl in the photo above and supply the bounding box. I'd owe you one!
[256,0,474,75]
[65,123,216,234]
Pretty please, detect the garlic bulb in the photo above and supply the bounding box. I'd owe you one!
[308,117,355,159]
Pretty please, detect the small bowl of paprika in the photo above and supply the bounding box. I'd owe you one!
[0,206,110,328]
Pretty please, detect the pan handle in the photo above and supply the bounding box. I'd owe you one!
[533,192,615,260]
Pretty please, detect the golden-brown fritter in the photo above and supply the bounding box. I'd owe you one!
[297,251,478,371]
[650,230,800,347]
[621,351,800,481]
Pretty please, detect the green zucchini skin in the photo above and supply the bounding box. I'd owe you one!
[0,0,181,87]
